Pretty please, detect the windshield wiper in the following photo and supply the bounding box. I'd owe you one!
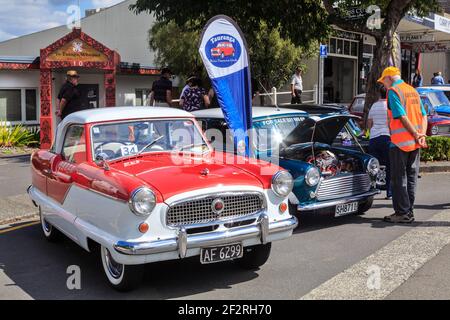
[177,142,209,152]
[136,135,165,155]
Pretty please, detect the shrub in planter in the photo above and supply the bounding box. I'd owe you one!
[421,136,450,162]
[0,121,38,148]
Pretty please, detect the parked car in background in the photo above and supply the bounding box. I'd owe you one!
[348,93,450,136]
[347,94,366,122]
[194,107,380,220]
[28,107,298,291]
[417,87,450,120]
[419,85,450,100]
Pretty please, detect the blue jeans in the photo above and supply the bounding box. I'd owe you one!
[368,135,392,197]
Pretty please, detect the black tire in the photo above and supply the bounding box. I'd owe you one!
[236,243,272,270]
[100,246,144,292]
[355,196,374,215]
[39,207,62,242]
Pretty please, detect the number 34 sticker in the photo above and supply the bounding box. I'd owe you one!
[120,144,138,156]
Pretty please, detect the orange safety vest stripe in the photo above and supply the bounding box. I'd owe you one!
[387,82,424,152]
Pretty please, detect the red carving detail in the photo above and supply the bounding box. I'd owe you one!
[40,69,53,149]
[0,62,39,70]
[104,72,116,107]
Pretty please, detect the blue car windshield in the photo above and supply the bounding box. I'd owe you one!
[253,116,306,151]
[426,91,450,108]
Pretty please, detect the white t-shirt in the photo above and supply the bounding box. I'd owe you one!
[291,74,303,91]
[368,99,390,139]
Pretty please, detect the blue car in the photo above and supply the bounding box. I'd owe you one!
[417,87,450,117]
[193,107,380,218]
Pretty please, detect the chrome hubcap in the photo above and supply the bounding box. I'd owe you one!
[104,249,123,279]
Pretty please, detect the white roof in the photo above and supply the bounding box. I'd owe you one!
[60,106,193,125]
[192,107,308,119]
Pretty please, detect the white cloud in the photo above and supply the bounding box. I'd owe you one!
[91,0,123,8]
[0,0,69,42]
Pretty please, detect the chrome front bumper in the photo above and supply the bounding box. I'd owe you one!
[114,213,298,256]
[297,189,380,211]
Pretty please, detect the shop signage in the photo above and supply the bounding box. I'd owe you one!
[414,41,450,53]
[46,39,108,63]
[342,6,368,20]
[334,30,362,41]
[400,33,435,43]
[434,14,450,34]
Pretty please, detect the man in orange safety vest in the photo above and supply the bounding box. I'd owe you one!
[377,67,427,223]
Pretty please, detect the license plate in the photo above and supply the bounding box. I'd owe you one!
[335,202,358,217]
[200,243,243,264]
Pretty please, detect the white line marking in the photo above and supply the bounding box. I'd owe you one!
[300,209,450,300]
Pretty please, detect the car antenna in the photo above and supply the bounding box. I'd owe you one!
[258,80,281,111]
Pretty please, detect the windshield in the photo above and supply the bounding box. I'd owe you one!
[253,116,306,151]
[426,91,450,107]
[91,119,208,161]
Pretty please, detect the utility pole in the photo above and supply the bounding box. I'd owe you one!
[318,44,328,105]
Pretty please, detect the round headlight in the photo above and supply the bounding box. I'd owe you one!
[431,125,439,135]
[129,187,156,216]
[271,171,294,197]
[305,167,320,186]
[367,158,380,176]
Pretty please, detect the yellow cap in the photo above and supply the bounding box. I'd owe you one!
[377,67,400,83]
[66,70,79,77]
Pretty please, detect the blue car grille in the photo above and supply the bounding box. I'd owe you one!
[316,173,371,201]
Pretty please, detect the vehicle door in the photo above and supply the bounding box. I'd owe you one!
[45,124,87,240]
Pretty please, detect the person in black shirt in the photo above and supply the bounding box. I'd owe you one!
[56,70,85,120]
[149,68,173,107]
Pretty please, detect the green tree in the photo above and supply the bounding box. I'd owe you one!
[133,0,442,119]
[149,20,318,91]
[322,0,441,125]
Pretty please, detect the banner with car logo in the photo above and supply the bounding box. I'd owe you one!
[199,15,252,157]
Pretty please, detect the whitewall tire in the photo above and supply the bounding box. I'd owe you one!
[100,246,144,291]
[39,206,61,242]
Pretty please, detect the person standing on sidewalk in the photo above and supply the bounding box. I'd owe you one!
[290,67,303,104]
[367,85,392,199]
[378,67,428,223]
[149,67,173,107]
[179,77,210,112]
[56,70,85,120]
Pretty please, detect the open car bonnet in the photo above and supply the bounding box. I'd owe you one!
[282,114,360,147]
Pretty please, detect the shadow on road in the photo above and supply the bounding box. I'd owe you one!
[294,203,450,234]
[0,225,259,299]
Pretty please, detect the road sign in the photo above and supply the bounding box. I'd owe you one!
[320,44,328,58]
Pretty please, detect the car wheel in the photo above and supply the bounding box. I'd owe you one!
[220,53,225,59]
[355,196,374,215]
[376,166,387,190]
[100,246,144,292]
[39,206,62,242]
[236,243,272,270]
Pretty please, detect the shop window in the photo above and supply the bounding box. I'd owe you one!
[344,41,350,56]
[351,42,358,57]
[329,38,337,54]
[0,88,38,123]
[0,89,21,121]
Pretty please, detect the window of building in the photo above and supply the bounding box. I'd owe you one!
[135,89,150,106]
[62,125,86,164]
[328,38,359,57]
[0,88,39,123]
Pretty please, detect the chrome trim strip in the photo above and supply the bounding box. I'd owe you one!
[297,189,380,211]
[113,214,298,256]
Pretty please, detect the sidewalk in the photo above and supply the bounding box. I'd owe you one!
[387,243,450,299]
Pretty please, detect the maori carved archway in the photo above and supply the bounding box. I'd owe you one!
[39,28,120,149]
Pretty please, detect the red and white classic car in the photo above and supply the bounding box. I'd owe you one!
[28,107,297,291]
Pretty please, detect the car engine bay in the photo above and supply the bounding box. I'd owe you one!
[282,144,364,177]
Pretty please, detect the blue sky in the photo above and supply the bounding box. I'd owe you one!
[0,0,124,42]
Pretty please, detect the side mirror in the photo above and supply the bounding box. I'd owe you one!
[95,153,110,171]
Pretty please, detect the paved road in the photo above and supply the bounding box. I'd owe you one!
[0,171,449,299]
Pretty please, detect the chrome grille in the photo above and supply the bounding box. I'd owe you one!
[166,193,264,227]
[316,173,371,201]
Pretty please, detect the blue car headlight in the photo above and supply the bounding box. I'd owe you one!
[367,158,380,176]
[305,167,320,187]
